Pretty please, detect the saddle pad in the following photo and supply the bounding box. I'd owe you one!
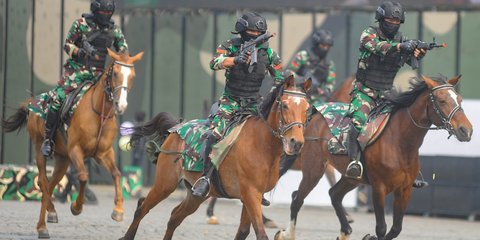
[315,102,393,154]
[27,83,93,124]
[169,118,248,172]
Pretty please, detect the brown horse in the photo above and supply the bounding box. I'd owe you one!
[274,75,473,240]
[120,76,311,240]
[205,76,356,226]
[2,49,144,239]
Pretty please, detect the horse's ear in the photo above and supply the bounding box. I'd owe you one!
[303,78,312,93]
[130,51,144,63]
[284,74,295,88]
[107,48,121,61]
[448,74,462,86]
[421,75,436,88]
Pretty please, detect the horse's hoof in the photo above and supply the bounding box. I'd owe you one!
[47,212,58,223]
[362,234,378,240]
[111,210,124,222]
[264,219,278,229]
[206,216,219,225]
[70,203,82,216]
[274,230,285,240]
[38,228,50,239]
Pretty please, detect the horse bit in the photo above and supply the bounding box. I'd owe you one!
[408,84,462,138]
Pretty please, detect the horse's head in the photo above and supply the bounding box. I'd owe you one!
[422,75,473,142]
[106,49,144,115]
[271,75,311,155]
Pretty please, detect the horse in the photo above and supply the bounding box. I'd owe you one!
[120,76,311,240]
[205,76,356,226]
[2,49,144,239]
[274,75,473,240]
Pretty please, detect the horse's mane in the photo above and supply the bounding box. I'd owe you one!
[386,75,448,110]
[259,83,284,119]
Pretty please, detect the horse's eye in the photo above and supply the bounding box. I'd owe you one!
[113,72,118,77]
[282,104,289,110]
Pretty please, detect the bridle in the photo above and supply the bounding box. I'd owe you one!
[270,89,309,139]
[407,84,462,138]
[105,61,134,105]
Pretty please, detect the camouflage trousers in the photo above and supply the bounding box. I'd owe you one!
[48,64,101,112]
[209,93,259,140]
[349,81,386,132]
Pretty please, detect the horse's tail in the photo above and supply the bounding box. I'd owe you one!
[278,153,299,177]
[2,102,29,133]
[130,112,179,144]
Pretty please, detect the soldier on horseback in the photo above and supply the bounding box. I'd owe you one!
[191,12,284,198]
[41,0,128,157]
[285,29,336,106]
[345,1,428,184]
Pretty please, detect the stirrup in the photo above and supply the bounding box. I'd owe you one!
[41,139,54,157]
[191,176,211,198]
[345,161,363,179]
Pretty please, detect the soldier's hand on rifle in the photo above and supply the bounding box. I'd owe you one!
[233,51,250,65]
[75,48,87,61]
[414,48,426,59]
[398,40,416,53]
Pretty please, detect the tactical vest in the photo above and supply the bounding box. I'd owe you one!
[225,38,270,99]
[356,27,403,90]
[82,15,115,70]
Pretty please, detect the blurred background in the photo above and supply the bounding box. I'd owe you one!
[1,0,479,218]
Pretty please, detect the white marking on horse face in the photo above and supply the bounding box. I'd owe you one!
[447,89,459,106]
[289,95,303,106]
[117,66,131,114]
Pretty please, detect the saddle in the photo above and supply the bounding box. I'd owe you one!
[315,101,392,155]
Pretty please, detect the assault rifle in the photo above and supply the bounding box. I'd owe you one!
[400,37,446,69]
[239,31,276,73]
[81,35,99,60]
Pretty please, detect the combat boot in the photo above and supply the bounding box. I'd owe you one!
[345,124,363,179]
[192,133,217,198]
[41,109,60,157]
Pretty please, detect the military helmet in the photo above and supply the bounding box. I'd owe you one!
[375,1,405,23]
[312,29,334,46]
[232,12,267,34]
[91,0,116,14]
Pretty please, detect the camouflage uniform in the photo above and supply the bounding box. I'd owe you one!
[49,17,128,112]
[209,38,283,139]
[286,50,336,106]
[349,26,401,132]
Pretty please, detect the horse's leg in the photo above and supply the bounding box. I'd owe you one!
[46,155,70,224]
[68,146,87,216]
[206,197,219,224]
[240,188,268,240]
[275,159,326,240]
[163,189,207,240]
[329,177,358,240]
[325,165,354,224]
[384,185,412,240]
[35,150,52,239]
[234,205,252,240]
[366,184,387,240]
[121,156,180,240]
[97,148,124,221]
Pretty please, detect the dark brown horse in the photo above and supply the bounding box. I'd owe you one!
[2,49,144,239]
[205,76,356,226]
[120,76,311,240]
[274,75,473,240]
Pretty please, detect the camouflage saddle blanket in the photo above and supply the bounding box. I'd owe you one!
[166,115,250,172]
[314,102,392,155]
[27,81,94,125]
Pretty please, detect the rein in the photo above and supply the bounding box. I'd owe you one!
[91,60,135,155]
[269,89,308,139]
[407,84,461,138]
